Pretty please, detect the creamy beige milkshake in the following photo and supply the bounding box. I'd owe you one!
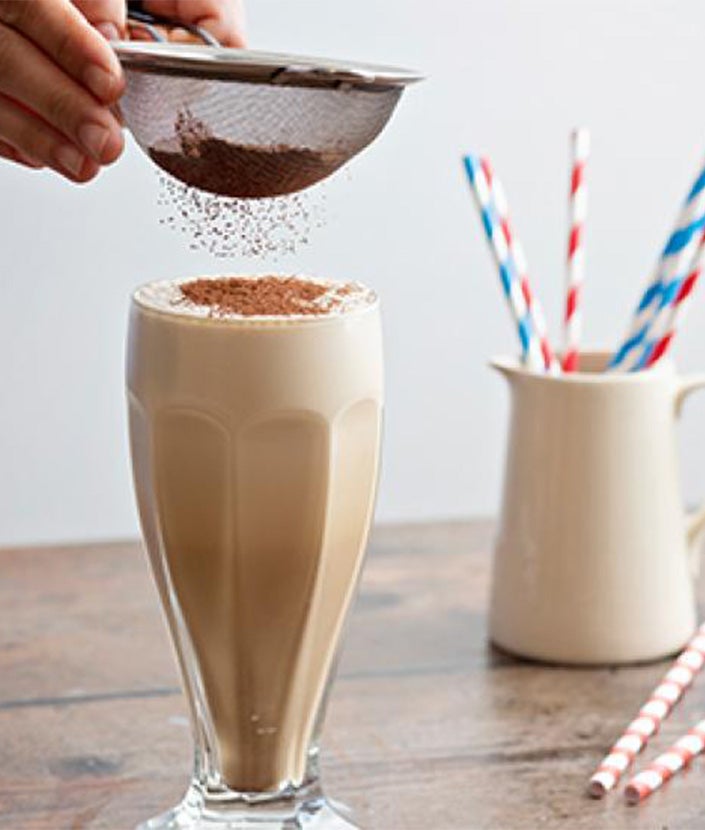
[127,275,382,829]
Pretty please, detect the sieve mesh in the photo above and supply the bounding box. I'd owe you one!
[114,43,419,198]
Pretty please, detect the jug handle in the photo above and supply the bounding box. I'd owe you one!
[675,374,705,573]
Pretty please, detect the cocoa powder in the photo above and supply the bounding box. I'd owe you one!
[179,276,348,317]
[156,175,326,260]
[148,110,346,198]
[153,109,330,258]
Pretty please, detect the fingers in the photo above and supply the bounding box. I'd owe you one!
[71,0,126,42]
[0,139,43,169]
[0,24,123,166]
[0,93,99,182]
[126,23,202,44]
[143,0,247,47]
[0,0,124,105]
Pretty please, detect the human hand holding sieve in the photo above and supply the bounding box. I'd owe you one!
[0,0,246,183]
[0,0,125,180]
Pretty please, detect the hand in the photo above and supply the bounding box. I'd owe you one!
[0,0,125,182]
[137,1,247,47]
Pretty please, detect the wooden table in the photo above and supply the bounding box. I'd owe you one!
[2,521,705,829]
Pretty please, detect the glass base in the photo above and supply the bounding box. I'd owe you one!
[137,783,359,830]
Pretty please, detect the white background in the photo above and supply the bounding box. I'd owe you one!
[3,0,705,545]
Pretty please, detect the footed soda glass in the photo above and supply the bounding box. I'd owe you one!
[126,281,383,829]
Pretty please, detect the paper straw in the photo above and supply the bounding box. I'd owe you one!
[484,159,560,374]
[463,154,545,371]
[637,227,705,369]
[624,720,705,804]
[609,157,705,372]
[587,623,705,797]
[562,128,590,372]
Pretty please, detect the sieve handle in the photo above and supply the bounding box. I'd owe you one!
[126,1,220,46]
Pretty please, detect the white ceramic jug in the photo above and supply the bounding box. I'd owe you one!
[490,351,705,665]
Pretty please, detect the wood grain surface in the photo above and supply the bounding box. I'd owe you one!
[1,521,704,829]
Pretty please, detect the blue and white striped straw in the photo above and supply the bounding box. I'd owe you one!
[463,154,545,372]
[609,159,705,371]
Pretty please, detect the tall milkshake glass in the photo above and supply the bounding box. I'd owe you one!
[126,276,383,829]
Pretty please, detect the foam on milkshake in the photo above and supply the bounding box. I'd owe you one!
[134,274,376,321]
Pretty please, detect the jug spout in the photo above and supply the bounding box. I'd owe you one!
[490,356,519,384]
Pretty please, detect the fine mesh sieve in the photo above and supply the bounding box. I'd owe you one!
[113,41,421,198]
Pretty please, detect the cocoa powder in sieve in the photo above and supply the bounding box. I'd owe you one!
[148,110,346,198]
[153,109,332,258]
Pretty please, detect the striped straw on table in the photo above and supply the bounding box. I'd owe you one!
[637,227,705,369]
[587,622,705,797]
[484,159,560,374]
[463,154,546,372]
[609,157,705,372]
[624,720,705,804]
[562,128,590,372]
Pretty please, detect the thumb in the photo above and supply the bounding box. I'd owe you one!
[72,0,126,41]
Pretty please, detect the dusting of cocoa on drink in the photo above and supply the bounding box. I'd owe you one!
[148,109,346,199]
[179,276,353,317]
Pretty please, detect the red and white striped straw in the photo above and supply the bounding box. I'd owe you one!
[587,623,705,797]
[562,128,590,372]
[485,160,560,374]
[463,155,545,371]
[624,719,705,804]
[643,227,705,368]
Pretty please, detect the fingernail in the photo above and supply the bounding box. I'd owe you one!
[78,122,110,161]
[84,64,118,101]
[54,145,85,177]
[96,22,120,41]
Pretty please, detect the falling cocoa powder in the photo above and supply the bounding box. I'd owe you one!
[156,174,326,259]
[152,109,333,257]
[148,109,346,198]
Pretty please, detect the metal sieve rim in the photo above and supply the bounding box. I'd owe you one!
[113,42,423,89]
